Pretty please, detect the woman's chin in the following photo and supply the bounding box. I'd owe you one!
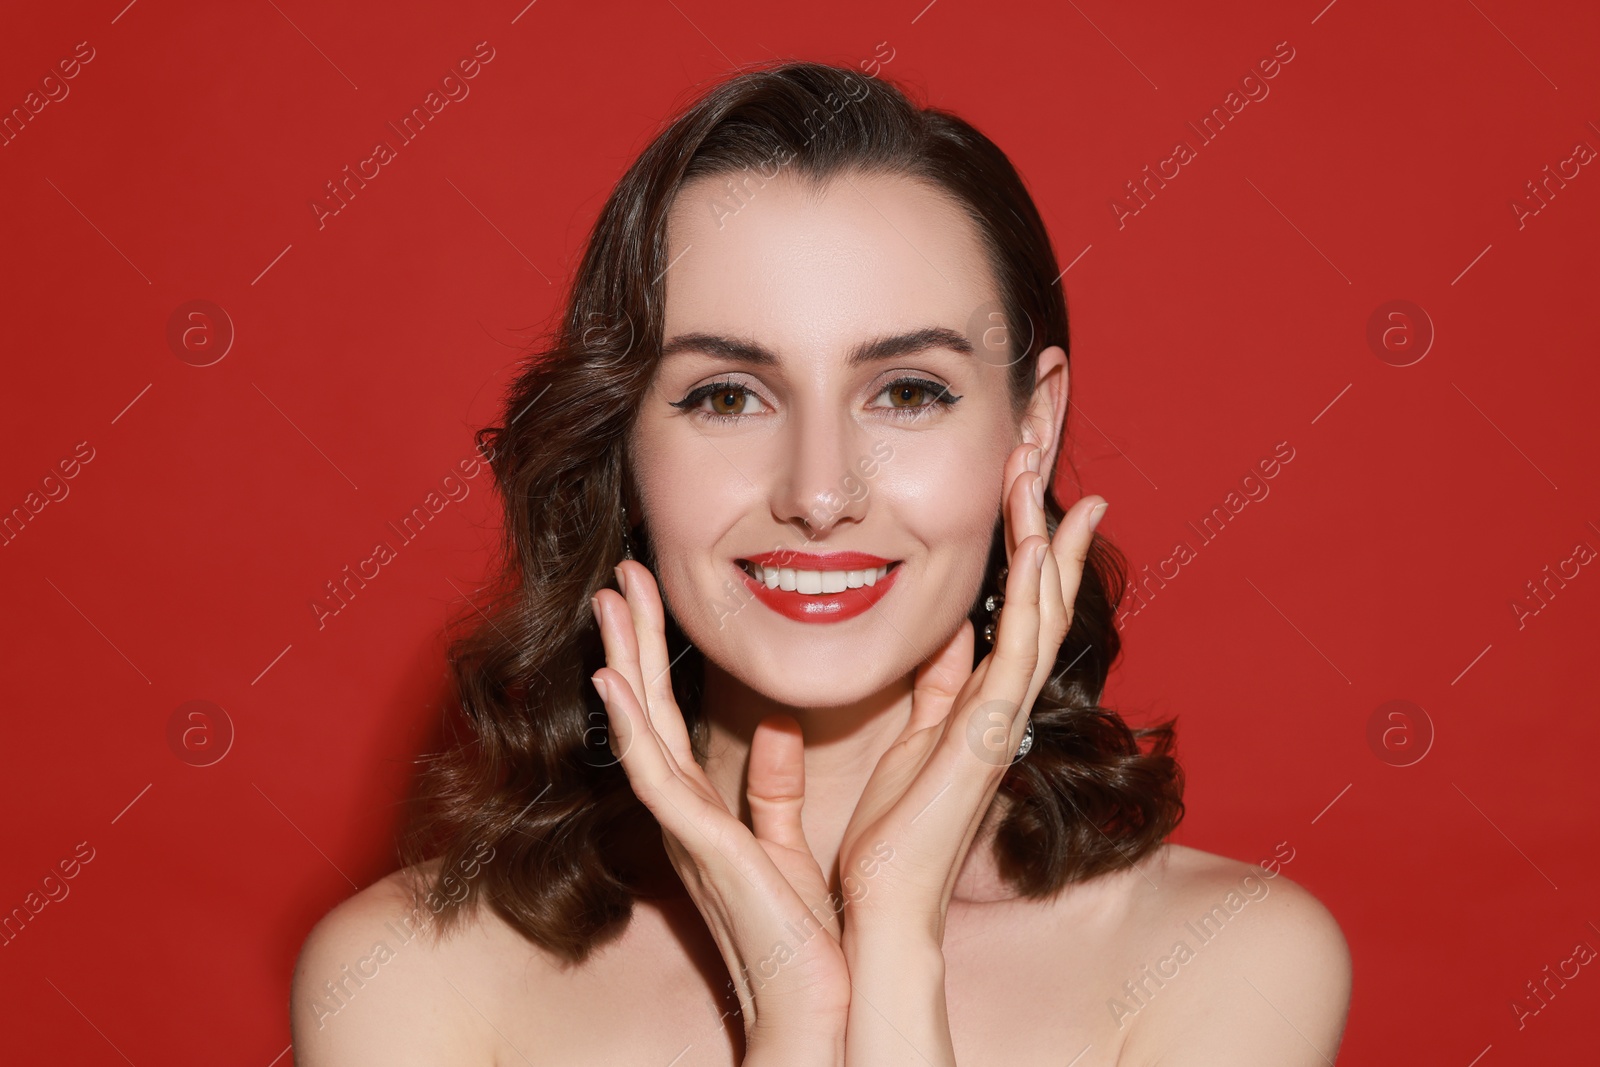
[702,642,914,711]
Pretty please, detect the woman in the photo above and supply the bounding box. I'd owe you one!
[291,60,1351,1065]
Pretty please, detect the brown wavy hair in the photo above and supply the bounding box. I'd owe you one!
[397,58,1184,963]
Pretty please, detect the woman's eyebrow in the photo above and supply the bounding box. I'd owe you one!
[660,326,975,367]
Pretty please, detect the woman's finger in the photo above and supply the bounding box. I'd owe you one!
[591,589,656,757]
[1049,496,1103,630]
[1051,495,1104,618]
[747,715,811,855]
[906,540,1043,811]
[1022,496,1106,712]
[988,530,1048,738]
[908,619,975,736]
[590,666,672,794]
[612,560,696,767]
[1000,442,1037,559]
[1019,471,1071,709]
[1008,462,1051,554]
[591,665,736,858]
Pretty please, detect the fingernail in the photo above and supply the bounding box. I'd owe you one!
[590,594,602,620]
[1026,447,1041,473]
[1034,540,1049,570]
[1088,502,1109,532]
[613,564,629,596]
[590,674,609,702]
[1032,474,1045,510]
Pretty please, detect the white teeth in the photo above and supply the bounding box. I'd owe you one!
[745,562,891,594]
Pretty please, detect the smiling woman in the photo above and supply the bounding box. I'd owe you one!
[291,59,1350,1066]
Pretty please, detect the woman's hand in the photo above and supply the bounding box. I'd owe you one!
[838,442,1103,938]
[834,441,1105,1064]
[592,561,850,1064]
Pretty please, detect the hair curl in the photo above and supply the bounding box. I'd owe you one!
[397,58,1184,963]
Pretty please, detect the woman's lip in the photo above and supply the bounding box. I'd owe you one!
[740,550,897,570]
[733,558,901,623]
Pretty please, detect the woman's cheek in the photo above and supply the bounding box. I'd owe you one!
[874,471,995,625]
[880,447,1000,548]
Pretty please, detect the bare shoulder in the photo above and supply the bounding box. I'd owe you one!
[290,860,496,1066]
[1117,843,1352,1065]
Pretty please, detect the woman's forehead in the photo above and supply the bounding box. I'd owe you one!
[660,170,999,348]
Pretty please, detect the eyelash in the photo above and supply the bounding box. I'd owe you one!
[672,377,963,424]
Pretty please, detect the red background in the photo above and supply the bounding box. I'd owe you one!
[2,0,1597,1062]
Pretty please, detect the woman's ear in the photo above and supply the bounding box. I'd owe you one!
[1022,345,1069,475]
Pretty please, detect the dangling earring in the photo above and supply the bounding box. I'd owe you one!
[979,561,1035,764]
[980,564,1006,646]
[621,495,635,561]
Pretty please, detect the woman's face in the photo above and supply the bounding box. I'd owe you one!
[628,169,1066,708]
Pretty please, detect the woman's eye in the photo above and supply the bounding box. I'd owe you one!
[880,380,932,408]
[673,381,769,420]
[705,384,755,417]
[872,377,962,417]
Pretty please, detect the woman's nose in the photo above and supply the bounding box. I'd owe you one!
[772,415,870,536]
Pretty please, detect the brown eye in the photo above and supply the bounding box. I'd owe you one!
[709,387,746,415]
[888,381,928,407]
[868,377,962,421]
[672,380,770,421]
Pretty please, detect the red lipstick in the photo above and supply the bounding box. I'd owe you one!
[734,551,902,623]
[743,550,893,570]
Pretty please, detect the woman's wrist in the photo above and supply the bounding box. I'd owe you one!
[841,902,946,958]
[842,926,954,1066]
[842,923,947,991]
[743,1010,848,1067]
